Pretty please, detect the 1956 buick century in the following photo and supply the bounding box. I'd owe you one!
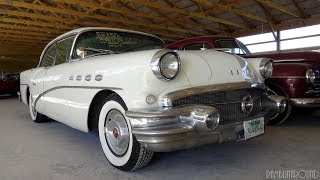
[20,27,287,171]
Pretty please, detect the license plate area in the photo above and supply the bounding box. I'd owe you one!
[243,117,264,140]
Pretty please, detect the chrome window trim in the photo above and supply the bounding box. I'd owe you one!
[54,35,76,66]
[161,82,266,107]
[214,39,249,55]
[69,28,165,62]
[37,33,77,67]
[38,43,56,68]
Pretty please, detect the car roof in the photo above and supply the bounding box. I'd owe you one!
[166,35,235,47]
[50,27,162,45]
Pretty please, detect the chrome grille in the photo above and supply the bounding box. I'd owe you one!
[171,88,264,124]
[308,78,320,97]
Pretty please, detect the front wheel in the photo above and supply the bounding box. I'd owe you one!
[98,94,153,171]
[266,85,292,126]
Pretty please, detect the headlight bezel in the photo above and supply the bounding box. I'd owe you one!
[306,69,316,84]
[151,51,181,81]
[259,59,273,79]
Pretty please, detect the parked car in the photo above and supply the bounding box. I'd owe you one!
[0,73,20,96]
[167,36,320,125]
[20,27,286,171]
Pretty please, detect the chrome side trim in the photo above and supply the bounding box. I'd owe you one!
[34,86,122,109]
[274,59,305,62]
[161,82,266,106]
[290,98,320,107]
[271,76,306,79]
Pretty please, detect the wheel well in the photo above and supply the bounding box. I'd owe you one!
[265,80,288,98]
[26,87,30,105]
[87,90,116,131]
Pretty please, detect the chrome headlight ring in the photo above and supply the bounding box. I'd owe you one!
[151,50,181,81]
[259,59,273,79]
[306,69,316,84]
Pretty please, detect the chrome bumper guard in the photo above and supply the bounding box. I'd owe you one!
[126,94,287,152]
[290,98,320,107]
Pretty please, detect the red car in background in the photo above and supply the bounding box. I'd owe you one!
[167,36,320,125]
[0,73,20,96]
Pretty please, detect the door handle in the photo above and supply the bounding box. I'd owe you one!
[32,82,36,86]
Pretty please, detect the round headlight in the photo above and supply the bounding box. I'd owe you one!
[306,69,316,84]
[259,59,273,79]
[151,51,180,81]
[159,52,180,80]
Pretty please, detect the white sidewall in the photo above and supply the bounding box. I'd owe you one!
[29,95,37,121]
[98,100,133,167]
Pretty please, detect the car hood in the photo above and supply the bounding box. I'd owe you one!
[176,50,260,86]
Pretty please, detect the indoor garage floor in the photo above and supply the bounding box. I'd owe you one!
[0,96,319,180]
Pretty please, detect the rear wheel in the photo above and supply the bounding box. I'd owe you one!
[29,94,48,123]
[266,83,292,126]
[97,93,153,171]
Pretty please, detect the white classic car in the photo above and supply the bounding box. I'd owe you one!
[20,27,287,171]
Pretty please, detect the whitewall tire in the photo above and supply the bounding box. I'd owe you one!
[98,94,153,171]
[29,94,47,123]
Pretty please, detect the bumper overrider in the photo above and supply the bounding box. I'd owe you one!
[126,82,287,152]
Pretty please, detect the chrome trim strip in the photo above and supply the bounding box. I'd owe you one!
[34,86,122,109]
[274,59,305,62]
[69,28,164,62]
[161,82,266,106]
[271,76,306,79]
[290,98,320,107]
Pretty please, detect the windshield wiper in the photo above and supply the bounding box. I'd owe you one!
[85,47,115,55]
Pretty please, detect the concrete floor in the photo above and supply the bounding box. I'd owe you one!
[0,96,319,180]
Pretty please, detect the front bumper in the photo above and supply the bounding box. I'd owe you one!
[290,98,320,107]
[126,95,286,152]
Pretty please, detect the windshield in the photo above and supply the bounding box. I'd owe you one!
[72,31,164,59]
[215,39,251,55]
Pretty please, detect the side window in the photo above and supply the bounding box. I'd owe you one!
[183,43,212,50]
[55,37,74,65]
[40,44,56,67]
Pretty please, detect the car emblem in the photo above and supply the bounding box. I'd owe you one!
[241,95,254,113]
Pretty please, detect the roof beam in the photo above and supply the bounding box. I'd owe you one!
[55,0,165,21]
[196,0,267,22]
[0,17,72,29]
[291,0,309,19]
[0,28,55,37]
[0,23,61,34]
[255,0,300,17]
[0,0,206,36]
[127,0,248,28]
[232,14,320,37]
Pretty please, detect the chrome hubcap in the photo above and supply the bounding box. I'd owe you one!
[105,109,129,156]
[268,90,280,120]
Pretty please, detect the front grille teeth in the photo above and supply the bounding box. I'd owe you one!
[171,88,263,124]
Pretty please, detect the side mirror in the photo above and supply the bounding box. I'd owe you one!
[76,47,87,59]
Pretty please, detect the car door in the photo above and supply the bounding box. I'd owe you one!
[43,36,75,126]
[30,44,56,114]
